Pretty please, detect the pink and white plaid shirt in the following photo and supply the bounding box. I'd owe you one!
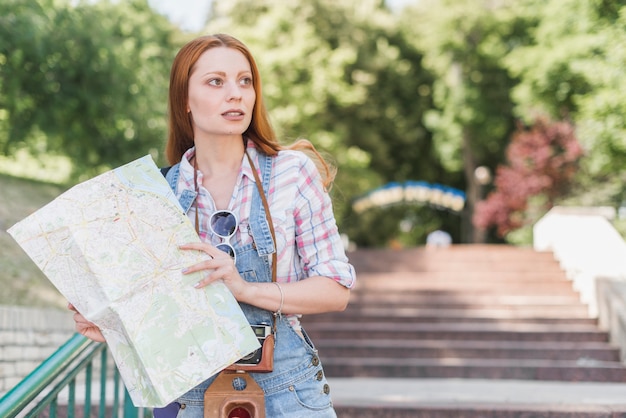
[175,141,356,326]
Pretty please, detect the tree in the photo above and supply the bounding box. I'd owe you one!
[504,0,626,210]
[206,0,443,246]
[0,0,179,180]
[400,0,533,242]
[473,117,583,237]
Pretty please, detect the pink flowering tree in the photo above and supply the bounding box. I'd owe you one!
[473,117,584,238]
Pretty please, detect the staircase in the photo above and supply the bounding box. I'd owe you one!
[301,245,626,417]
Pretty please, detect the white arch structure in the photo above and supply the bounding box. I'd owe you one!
[352,181,466,214]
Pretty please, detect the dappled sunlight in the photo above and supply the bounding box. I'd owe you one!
[0,149,71,184]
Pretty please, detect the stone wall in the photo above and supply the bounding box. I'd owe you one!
[533,206,626,317]
[597,278,626,362]
[0,305,75,396]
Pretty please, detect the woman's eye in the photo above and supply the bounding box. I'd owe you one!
[240,77,252,86]
[208,78,223,86]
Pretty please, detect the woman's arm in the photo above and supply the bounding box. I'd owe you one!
[180,243,350,314]
[239,276,350,315]
[180,151,355,315]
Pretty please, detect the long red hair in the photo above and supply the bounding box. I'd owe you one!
[165,34,335,188]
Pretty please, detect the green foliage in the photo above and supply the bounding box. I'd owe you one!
[341,203,457,248]
[0,0,178,180]
[505,0,626,208]
[402,0,524,173]
[206,0,443,245]
[3,0,626,247]
[398,0,527,243]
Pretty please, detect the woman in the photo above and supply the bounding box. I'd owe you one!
[70,33,356,417]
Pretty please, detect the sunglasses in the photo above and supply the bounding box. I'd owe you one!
[210,210,238,263]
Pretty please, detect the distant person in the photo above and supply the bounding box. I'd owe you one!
[69,33,356,417]
[426,229,452,248]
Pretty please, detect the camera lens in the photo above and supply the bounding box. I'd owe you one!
[231,376,247,391]
[227,406,252,418]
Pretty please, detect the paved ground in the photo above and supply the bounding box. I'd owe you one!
[329,378,626,408]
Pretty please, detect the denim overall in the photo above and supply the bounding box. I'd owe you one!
[163,153,336,417]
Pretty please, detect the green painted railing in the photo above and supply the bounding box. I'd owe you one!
[0,333,148,418]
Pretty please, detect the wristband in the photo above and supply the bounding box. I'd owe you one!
[273,282,284,318]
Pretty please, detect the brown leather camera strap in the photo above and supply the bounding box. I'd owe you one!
[245,150,278,335]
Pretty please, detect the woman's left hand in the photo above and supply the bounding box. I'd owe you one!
[179,242,248,298]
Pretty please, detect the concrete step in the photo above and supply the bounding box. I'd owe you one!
[334,405,626,418]
[338,303,590,317]
[349,246,564,272]
[355,270,571,281]
[314,339,621,361]
[304,322,610,342]
[314,307,597,323]
[353,279,577,293]
[322,357,626,382]
[348,292,584,305]
[330,378,626,417]
[323,245,626,415]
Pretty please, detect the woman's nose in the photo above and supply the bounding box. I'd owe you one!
[227,82,242,101]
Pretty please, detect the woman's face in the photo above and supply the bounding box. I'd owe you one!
[187,47,256,140]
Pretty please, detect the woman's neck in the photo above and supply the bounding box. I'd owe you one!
[193,135,245,178]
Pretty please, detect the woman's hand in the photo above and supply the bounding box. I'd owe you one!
[67,303,106,343]
[179,242,249,298]
[180,243,351,315]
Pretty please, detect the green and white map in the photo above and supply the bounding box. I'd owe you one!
[7,155,260,408]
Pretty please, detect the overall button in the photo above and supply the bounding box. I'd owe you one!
[311,356,320,366]
[323,384,330,394]
[180,404,186,409]
[316,370,324,381]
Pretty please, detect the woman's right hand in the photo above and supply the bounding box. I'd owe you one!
[68,303,106,343]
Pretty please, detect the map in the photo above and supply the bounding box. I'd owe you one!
[7,155,260,408]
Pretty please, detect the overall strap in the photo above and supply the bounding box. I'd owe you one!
[246,152,276,258]
[162,154,275,264]
[162,163,197,215]
[246,150,279,335]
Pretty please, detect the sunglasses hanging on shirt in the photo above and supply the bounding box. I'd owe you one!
[210,210,238,263]
[192,157,238,264]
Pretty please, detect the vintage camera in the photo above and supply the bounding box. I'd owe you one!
[235,324,272,366]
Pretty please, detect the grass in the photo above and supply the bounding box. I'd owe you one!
[0,173,68,308]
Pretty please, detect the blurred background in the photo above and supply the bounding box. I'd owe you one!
[2,0,626,307]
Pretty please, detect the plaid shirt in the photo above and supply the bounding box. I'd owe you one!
[176,141,355,324]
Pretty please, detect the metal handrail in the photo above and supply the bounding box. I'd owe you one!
[0,333,145,418]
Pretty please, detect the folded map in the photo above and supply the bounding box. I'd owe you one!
[7,155,260,407]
